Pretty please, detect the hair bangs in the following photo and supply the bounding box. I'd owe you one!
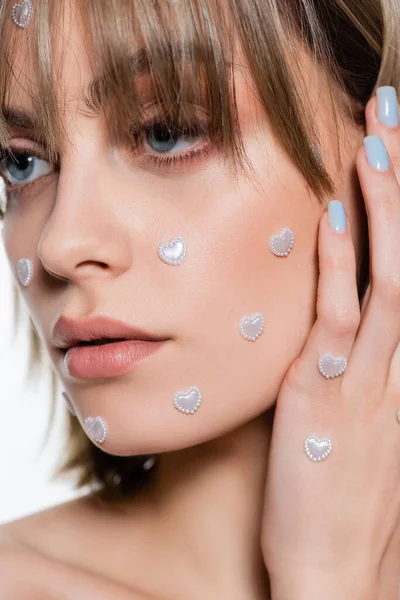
[0,0,251,181]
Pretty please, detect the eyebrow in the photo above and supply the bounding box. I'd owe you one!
[1,46,168,137]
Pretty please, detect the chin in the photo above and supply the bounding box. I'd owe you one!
[79,384,276,457]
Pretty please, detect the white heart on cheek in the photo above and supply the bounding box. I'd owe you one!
[269,227,295,257]
[174,387,202,415]
[239,313,265,341]
[84,416,108,444]
[16,258,33,287]
[158,236,187,265]
[12,0,33,28]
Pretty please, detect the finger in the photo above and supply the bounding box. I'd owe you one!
[281,204,359,418]
[364,88,400,183]
[349,137,400,389]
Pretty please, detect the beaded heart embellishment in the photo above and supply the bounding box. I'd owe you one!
[84,416,108,444]
[158,236,187,266]
[269,227,295,257]
[239,313,265,342]
[174,386,202,415]
[305,434,332,462]
[12,0,33,28]
[318,353,348,379]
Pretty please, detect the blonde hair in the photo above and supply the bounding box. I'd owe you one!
[0,0,399,502]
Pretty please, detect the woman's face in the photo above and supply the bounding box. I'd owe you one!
[1,6,365,455]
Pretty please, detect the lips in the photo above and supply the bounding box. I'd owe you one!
[63,339,165,379]
[52,314,168,350]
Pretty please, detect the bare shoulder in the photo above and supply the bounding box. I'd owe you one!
[0,497,156,599]
[0,495,94,568]
[0,539,148,599]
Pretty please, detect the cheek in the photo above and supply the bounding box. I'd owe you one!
[2,182,58,321]
[167,176,321,426]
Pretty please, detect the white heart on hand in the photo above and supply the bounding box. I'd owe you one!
[158,236,187,265]
[174,387,202,415]
[239,313,265,341]
[305,434,332,462]
[318,353,347,379]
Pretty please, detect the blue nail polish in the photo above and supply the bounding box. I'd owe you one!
[363,135,390,172]
[377,86,399,128]
[328,200,346,234]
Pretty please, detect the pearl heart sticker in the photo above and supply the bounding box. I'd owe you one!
[84,416,108,444]
[12,0,33,28]
[174,386,202,415]
[16,258,33,287]
[239,313,265,341]
[269,227,295,257]
[318,353,348,379]
[305,434,332,462]
[158,236,187,266]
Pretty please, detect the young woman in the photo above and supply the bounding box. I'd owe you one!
[1,0,400,598]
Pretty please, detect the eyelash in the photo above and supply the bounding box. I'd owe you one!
[132,117,213,170]
[0,116,213,193]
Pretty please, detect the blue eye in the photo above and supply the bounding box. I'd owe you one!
[0,151,52,186]
[142,121,201,154]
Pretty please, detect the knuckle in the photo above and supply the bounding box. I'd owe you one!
[324,252,349,273]
[322,303,360,335]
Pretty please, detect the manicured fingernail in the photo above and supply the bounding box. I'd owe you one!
[328,200,347,234]
[363,135,390,172]
[377,86,399,128]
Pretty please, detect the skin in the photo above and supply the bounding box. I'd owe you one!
[3,1,399,599]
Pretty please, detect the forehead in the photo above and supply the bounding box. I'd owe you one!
[7,1,121,114]
[4,0,240,108]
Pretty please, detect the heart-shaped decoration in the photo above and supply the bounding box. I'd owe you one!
[305,434,332,462]
[318,353,347,379]
[174,386,202,415]
[12,0,33,28]
[16,258,33,287]
[62,391,76,416]
[84,416,108,444]
[158,236,187,265]
[269,227,295,257]
[239,313,265,341]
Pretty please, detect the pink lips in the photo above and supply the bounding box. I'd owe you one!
[52,314,169,380]
[63,339,165,379]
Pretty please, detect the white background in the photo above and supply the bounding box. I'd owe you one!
[0,237,86,525]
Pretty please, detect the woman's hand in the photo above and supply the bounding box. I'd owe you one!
[261,87,400,600]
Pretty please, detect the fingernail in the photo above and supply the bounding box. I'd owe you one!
[363,135,390,172]
[328,200,347,234]
[377,86,399,128]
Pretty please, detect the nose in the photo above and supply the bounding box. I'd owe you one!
[37,161,133,283]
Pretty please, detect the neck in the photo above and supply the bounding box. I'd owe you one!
[131,409,274,600]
